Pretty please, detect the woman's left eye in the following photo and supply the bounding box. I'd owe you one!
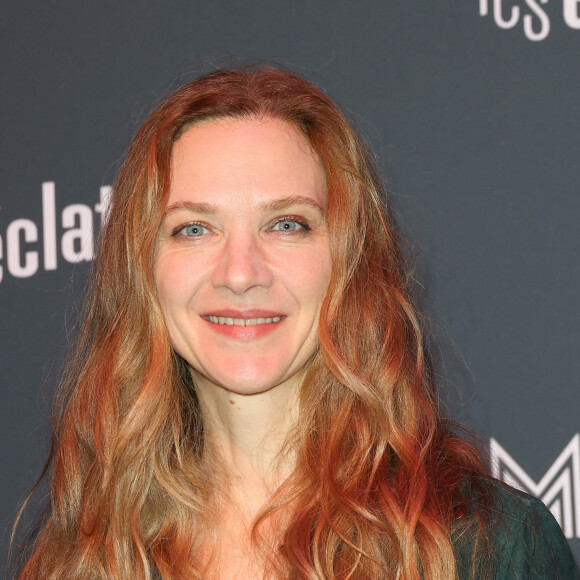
[269,218,309,232]
[173,223,210,237]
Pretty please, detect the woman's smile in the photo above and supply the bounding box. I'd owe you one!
[202,310,285,339]
[204,315,283,327]
[154,116,331,396]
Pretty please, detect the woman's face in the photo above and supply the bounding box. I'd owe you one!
[155,117,331,396]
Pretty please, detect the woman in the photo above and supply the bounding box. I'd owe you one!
[15,66,578,579]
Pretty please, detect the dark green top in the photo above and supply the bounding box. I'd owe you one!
[456,484,580,579]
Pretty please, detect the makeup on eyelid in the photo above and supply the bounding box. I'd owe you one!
[165,212,316,240]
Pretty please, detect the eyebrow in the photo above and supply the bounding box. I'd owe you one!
[258,195,325,214]
[163,195,325,218]
[163,201,217,217]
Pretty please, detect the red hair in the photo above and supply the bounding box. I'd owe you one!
[15,66,493,579]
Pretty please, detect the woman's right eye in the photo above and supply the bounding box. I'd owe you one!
[172,223,210,237]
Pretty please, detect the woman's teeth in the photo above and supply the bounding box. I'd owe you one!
[207,316,282,326]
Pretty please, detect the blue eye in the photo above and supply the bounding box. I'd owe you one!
[174,223,210,237]
[270,219,309,232]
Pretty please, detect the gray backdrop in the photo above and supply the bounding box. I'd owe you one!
[1,0,579,569]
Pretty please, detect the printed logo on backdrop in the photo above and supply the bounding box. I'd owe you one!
[490,434,580,538]
[479,0,580,41]
[0,182,111,284]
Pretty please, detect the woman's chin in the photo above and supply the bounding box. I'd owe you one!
[190,363,301,398]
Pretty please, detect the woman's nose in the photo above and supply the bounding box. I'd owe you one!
[211,231,273,295]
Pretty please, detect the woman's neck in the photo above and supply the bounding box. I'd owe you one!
[194,373,300,495]
[191,373,302,579]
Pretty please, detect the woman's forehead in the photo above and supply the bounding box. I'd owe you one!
[167,116,327,210]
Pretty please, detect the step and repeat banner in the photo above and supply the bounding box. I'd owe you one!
[1,1,578,566]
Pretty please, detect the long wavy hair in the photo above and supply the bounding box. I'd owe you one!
[15,66,493,579]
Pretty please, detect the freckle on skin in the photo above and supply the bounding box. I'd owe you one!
[229,399,235,405]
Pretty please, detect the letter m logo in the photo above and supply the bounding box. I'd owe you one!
[490,434,580,538]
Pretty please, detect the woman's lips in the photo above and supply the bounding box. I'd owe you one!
[206,315,282,326]
[201,311,285,339]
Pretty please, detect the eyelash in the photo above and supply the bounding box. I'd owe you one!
[269,216,311,233]
[171,222,211,237]
[170,216,311,238]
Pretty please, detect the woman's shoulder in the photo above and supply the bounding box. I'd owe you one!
[457,479,580,579]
